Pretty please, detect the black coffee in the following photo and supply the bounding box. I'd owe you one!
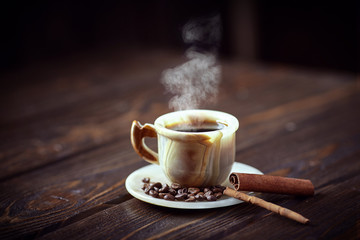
[177,128,218,133]
[168,121,226,133]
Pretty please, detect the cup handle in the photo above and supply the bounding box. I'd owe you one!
[130,120,159,165]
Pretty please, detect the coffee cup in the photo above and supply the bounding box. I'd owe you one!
[130,109,239,187]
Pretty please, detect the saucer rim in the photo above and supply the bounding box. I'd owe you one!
[125,162,263,209]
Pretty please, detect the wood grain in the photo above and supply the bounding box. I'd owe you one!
[0,50,359,239]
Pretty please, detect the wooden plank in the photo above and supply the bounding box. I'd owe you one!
[0,49,184,124]
[1,49,358,239]
[222,173,360,239]
[1,85,359,239]
[0,140,144,239]
[0,72,170,180]
[236,91,360,176]
[0,58,355,180]
[235,84,357,153]
[36,155,360,240]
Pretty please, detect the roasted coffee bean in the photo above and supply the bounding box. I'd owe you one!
[144,187,151,194]
[215,192,223,199]
[212,187,223,193]
[168,188,177,195]
[171,183,182,190]
[149,190,158,198]
[158,193,166,199]
[195,192,205,201]
[175,193,187,200]
[206,195,217,201]
[164,194,175,201]
[150,182,162,189]
[204,190,213,196]
[159,183,169,193]
[148,183,155,190]
[185,196,196,202]
[177,188,188,194]
[142,177,150,183]
[141,177,225,202]
[188,187,200,194]
[141,183,149,190]
[204,187,211,193]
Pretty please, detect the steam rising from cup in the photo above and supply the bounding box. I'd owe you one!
[161,15,222,111]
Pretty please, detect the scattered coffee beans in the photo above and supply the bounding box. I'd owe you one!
[141,177,225,202]
[142,177,150,183]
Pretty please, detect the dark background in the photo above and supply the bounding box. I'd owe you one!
[0,0,358,74]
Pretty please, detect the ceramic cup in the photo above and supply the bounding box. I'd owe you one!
[130,109,239,187]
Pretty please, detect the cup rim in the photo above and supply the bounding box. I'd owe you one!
[154,109,239,138]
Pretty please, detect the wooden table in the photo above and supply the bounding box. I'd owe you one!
[1,49,359,239]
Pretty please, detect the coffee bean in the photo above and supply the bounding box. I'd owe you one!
[215,192,223,199]
[195,192,205,201]
[164,194,175,201]
[144,187,151,194]
[206,195,217,201]
[142,177,150,183]
[168,189,177,195]
[148,182,161,190]
[171,183,182,190]
[204,190,213,196]
[175,193,187,200]
[212,187,223,193]
[141,183,149,190]
[185,196,196,202]
[159,183,169,193]
[149,190,158,198]
[177,188,188,194]
[188,188,200,194]
[158,193,166,199]
[140,177,225,202]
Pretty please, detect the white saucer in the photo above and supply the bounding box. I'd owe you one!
[125,162,263,209]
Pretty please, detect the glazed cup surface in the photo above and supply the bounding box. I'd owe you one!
[131,109,239,187]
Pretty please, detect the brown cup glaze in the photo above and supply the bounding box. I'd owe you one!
[130,110,239,187]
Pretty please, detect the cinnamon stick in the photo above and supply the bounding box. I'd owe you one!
[224,187,310,224]
[229,173,314,196]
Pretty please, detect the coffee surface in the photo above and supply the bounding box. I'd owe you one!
[167,121,226,133]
